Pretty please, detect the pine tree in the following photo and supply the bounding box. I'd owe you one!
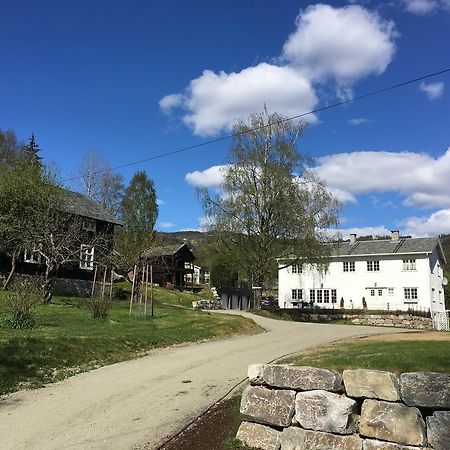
[22,133,42,165]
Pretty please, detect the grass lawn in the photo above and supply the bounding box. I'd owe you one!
[281,332,450,374]
[0,289,261,396]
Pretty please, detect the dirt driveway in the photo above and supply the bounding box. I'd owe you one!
[0,311,408,450]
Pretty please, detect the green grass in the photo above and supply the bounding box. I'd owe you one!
[0,290,261,396]
[281,339,450,374]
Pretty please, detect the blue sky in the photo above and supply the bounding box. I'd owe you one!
[1,0,450,236]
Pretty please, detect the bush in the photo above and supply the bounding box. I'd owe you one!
[3,280,40,329]
[87,297,112,320]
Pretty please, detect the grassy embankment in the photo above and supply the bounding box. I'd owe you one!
[0,286,261,396]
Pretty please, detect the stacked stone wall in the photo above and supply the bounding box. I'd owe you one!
[237,364,450,450]
[191,299,222,310]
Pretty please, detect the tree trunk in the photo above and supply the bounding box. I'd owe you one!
[42,264,54,304]
[3,250,18,290]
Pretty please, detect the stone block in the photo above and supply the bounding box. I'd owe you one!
[240,385,295,427]
[343,369,400,401]
[262,365,343,392]
[295,390,358,435]
[280,427,363,450]
[363,439,431,449]
[248,364,266,385]
[400,372,450,409]
[236,421,281,450]
[426,411,450,450]
[360,399,426,447]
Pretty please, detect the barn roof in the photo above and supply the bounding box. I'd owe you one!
[142,243,194,259]
[60,189,122,226]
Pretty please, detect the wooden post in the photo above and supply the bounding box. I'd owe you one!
[151,265,154,317]
[109,268,114,299]
[139,265,145,312]
[129,265,137,317]
[144,264,149,317]
[91,265,98,298]
[101,266,107,299]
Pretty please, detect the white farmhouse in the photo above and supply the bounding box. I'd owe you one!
[278,231,447,313]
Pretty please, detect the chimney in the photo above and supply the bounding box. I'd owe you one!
[349,233,357,244]
[391,230,400,241]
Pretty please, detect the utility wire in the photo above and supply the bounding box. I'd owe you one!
[63,66,450,184]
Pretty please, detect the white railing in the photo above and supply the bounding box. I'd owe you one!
[432,310,450,331]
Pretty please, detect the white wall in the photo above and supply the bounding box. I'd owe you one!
[278,252,446,313]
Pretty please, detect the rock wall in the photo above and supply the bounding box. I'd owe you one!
[236,364,450,450]
[277,310,433,330]
[191,299,222,310]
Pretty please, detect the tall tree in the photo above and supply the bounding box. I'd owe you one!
[116,171,158,266]
[78,149,124,216]
[21,133,42,166]
[198,109,340,305]
[0,129,20,164]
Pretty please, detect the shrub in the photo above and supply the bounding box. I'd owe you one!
[3,279,40,329]
[87,297,112,320]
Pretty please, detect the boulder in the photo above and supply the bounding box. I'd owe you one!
[295,390,358,435]
[363,439,431,449]
[240,385,295,427]
[262,365,343,392]
[280,427,363,450]
[426,411,450,450]
[248,364,266,385]
[343,369,400,401]
[360,399,426,447]
[236,421,281,450]
[400,372,450,409]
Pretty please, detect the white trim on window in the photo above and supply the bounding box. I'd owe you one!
[82,218,97,232]
[24,248,42,264]
[80,244,95,270]
[402,259,416,271]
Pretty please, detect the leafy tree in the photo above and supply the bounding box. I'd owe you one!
[116,171,158,267]
[198,109,340,306]
[0,129,21,164]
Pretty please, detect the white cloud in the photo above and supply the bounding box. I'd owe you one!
[401,209,450,236]
[349,118,372,126]
[158,222,175,229]
[334,225,391,239]
[282,4,397,85]
[314,148,450,209]
[401,0,439,14]
[328,187,357,204]
[185,164,228,188]
[419,81,444,100]
[156,198,165,206]
[160,4,397,136]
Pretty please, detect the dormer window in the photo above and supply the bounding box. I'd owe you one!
[82,218,96,232]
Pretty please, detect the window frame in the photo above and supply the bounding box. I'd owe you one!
[404,287,418,301]
[343,261,355,272]
[291,289,302,301]
[24,248,42,264]
[80,244,95,271]
[291,264,302,274]
[367,260,380,272]
[402,259,416,272]
[82,217,97,232]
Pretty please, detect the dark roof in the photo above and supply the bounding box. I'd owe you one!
[60,190,122,226]
[142,243,193,259]
[332,237,446,262]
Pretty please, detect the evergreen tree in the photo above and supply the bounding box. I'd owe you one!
[21,133,42,165]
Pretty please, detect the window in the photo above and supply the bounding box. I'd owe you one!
[80,245,95,270]
[291,289,302,300]
[331,289,337,304]
[24,248,42,264]
[310,290,315,302]
[404,287,418,301]
[323,290,330,303]
[367,260,380,271]
[82,218,96,232]
[370,289,375,297]
[291,264,302,274]
[403,259,416,271]
[317,290,323,303]
[388,288,394,296]
[343,261,355,272]
[432,288,436,302]
[439,291,443,303]
[378,289,383,297]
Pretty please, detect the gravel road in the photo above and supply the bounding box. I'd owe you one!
[0,311,404,449]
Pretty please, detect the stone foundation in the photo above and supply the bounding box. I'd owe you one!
[237,364,450,450]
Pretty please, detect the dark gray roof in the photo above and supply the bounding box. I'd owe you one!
[60,190,122,226]
[332,237,445,262]
[142,243,191,258]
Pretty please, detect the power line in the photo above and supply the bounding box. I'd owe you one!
[63,66,450,184]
